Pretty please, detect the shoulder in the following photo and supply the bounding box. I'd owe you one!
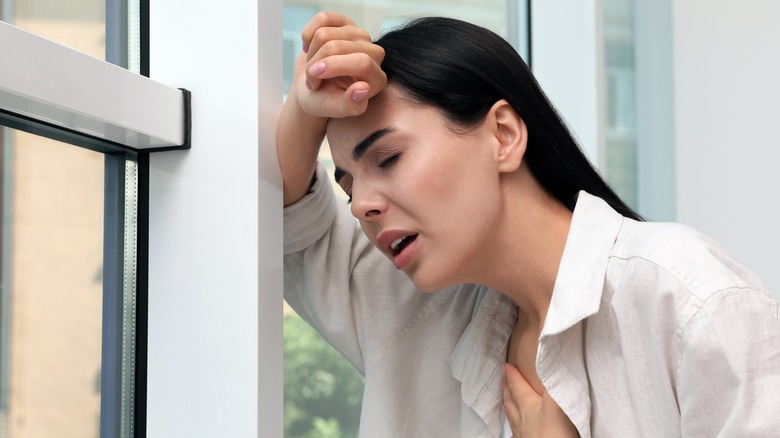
[602,219,777,347]
[609,220,768,301]
[674,274,780,436]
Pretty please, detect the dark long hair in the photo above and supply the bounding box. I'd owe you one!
[374,17,643,221]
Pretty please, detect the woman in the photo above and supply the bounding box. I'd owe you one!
[277,12,780,438]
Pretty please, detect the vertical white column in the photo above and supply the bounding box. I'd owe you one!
[258,0,285,435]
[531,0,605,167]
[672,0,780,294]
[146,0,283,436]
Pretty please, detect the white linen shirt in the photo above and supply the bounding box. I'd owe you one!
[283,164,780,438]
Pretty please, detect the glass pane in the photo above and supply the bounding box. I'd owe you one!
[1,0,106,60]
[0,128,104,437]
[0,2,139,437]
[282,3,513,437]
[603,0,639,210]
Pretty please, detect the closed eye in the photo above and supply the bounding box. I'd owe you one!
[344,187,353,205]
[334,169,353,204]
[378,153,401,168]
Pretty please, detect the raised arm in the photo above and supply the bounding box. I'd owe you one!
[276,12,387,206]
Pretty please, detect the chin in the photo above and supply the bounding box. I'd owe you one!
[407,270,457,293]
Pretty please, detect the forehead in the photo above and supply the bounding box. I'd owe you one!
[326,86,421,156]
[327,87,403,149]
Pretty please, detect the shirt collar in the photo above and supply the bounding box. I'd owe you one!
[448,192,624,436]
[541,191,625,338]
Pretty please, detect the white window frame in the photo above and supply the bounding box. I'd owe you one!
[0,21,188,152]
[0,11,193,438]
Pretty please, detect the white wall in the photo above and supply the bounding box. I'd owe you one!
[146,0,283,436]
[672,0,780,294]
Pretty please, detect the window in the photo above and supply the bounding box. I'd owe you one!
[0,129,117,438]
[0,3,137,435]
[603,0,638,211]
[0,1,186,436]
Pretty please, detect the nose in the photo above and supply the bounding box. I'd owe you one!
[349,182,387,221]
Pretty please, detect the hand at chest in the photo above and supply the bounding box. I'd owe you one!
[502,313,578,438]
[506,314,544,395]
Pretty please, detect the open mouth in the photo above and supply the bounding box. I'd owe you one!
[390,234,418,256]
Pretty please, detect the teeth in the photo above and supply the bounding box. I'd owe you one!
[391,237,405,251]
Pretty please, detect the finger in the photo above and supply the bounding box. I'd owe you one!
[293,51,307,80]
[504,363,541,406]
[305,41,384,90]
[337,81,372,115]
[502,380,522,426]
[299,80,371,118]
[307,39,384,69]
[306,52,387,95]
[301,12,356,53]
[307,25,373,62]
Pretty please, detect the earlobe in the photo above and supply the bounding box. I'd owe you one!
[489,100,527,173]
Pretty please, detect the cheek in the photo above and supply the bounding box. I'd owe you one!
[359,221,378,247]
[410,148,500,215]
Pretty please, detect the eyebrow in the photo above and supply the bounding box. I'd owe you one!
[334,127,396,183]
[352,127,396,161]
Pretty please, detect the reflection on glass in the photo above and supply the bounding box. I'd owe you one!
[604,0,639,210]
[0,129,104,438]
[3,0,106,60]
[282,2,510,437]
[1,2,108,437]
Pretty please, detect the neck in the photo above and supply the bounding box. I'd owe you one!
[472,169,573,331]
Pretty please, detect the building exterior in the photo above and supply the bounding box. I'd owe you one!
[1,2,106,436]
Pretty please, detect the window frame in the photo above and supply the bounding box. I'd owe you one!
[0,1,188,435]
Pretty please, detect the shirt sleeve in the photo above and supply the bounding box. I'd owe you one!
[283,163,430,375]
[678,287,780,437]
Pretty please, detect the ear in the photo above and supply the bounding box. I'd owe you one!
[486,99,527,173]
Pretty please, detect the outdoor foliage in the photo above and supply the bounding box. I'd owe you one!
[284,313,364,438]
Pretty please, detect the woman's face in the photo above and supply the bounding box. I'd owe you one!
[326,86,508,291]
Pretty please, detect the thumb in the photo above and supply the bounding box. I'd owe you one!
[504,363,542,405]
[296,80,369,118]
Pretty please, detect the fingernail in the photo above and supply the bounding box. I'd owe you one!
[499,379,505,390]
[302,42,309,53]
[309,61,326,76]
[352,89,368,103]
[305,79,312,90]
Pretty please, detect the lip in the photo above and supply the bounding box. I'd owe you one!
[376,229,419,270]
[376,229,417,254]
[392,236,418,270]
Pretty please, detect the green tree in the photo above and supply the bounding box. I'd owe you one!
[284,312,364,438]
